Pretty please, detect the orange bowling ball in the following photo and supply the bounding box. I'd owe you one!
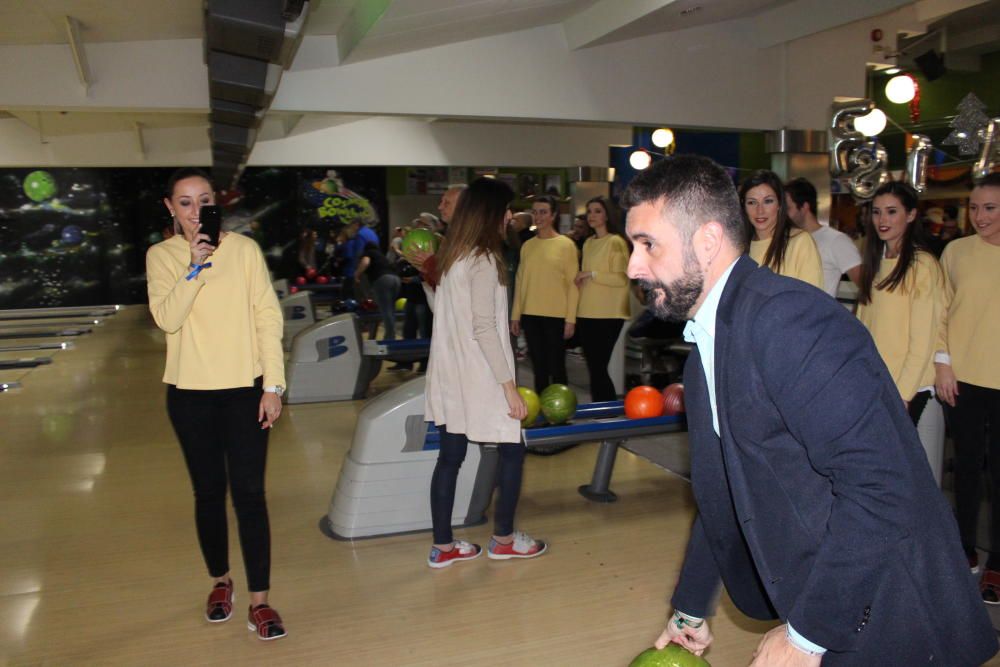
[662,383,685,415]
[624,385,665,419]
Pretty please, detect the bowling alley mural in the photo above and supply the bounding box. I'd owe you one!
[0,167,387,309]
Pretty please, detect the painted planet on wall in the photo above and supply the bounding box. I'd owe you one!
[23,170,57,202]
[60,225,84,245]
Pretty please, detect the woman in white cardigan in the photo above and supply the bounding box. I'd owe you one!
[417,177,548,569]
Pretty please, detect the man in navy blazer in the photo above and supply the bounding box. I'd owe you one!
[623,155,996,666]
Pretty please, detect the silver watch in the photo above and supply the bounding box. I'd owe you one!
[265,385,285,397]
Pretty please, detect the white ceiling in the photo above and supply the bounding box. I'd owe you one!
[1,0,997,141]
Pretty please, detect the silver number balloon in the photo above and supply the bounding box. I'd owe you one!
[904,134,933,194]
[848,142,889,200]
[973,118,999,182]
[829,99,874,177]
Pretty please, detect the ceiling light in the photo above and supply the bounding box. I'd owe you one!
[854,108,887,137]
[629,150,652,170]
[885,75,916,104]
[651,128,675,148]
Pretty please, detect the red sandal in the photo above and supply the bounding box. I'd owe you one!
[205,580,234,623]
[247,604,286,641]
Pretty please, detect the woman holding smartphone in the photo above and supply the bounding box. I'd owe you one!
[417,177,547,568]
[146,168,287,641]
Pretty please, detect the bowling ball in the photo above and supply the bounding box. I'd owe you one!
[343,298,359,312]
[305,267,318,280]
[289,286,299,294]
[360,298,378,312]
[24,170,57,202]
[295,276,307,286]
[330,299,345,313]
[625,385,664,419]
[539,384,577,425]
[401,228,441,255]
[316,275,329,285]
[662,383,685,415]
[629,645,709,667]
[518,387,541,427]
[395,297,407,311]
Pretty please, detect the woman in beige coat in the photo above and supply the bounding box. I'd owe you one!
[418,177,548,569]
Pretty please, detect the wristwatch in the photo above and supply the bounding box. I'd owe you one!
[265,385,285,397]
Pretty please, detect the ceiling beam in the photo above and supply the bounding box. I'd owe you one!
[133,121,146,159]
[336,0,392,64]
[63,15,90,93]
[750,0,913,49]
[914,0,991,23]
[562,0,678,51]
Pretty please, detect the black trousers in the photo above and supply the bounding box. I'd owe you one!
[951,382,1000,568]
[577,317,625,402]
[166,378,271,592]
[521,314,567,393]
[429,428,525,545]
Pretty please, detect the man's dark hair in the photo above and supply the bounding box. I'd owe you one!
[532,194,560,216]
[622,154,746,251]
[785,177,818,216]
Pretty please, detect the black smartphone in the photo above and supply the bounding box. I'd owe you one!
[199,205,222,247]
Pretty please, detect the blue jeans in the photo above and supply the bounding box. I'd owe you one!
[430,427,525,544]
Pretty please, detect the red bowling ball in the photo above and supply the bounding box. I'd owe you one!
[316,275,329,284]
[295,276,307,286]
[624,385,664,419]
[662,383,685,415]
[289,285,299,294]
[305,267,318,280]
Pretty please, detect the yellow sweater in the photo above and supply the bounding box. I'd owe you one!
[856,251,942,400]
[578,234,631,319]
[937,235,1000,390]
[750,229,824,290]
[146,234,285,390]
[512,234,580,322]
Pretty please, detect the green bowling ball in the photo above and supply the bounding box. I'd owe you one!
[518,386,540,427]
[539,384,576,425]
[401,228,440,255]
[24,170,57,202]
[629,644,710,667]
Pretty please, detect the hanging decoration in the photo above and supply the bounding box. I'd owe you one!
[908,78,921,123]
[828,99,889,200]
[847,143,890,200]
[972,118,1000,182]
[829,99,874,176]
[904,134,933,193]
[942,93,990,155]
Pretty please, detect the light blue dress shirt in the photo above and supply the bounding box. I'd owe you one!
[679,259,826,657]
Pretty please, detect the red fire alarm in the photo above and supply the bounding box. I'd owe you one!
[871,28,883,42]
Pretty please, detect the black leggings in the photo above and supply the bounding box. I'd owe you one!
[951,382,1000,568]
[430,427,525,545]
[577,317,625,402]
[521,314,567,393]
[167,378,271,592]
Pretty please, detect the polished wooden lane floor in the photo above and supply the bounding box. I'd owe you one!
[0,307,995,666]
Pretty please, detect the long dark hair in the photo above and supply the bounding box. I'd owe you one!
[858,181,926,305]
[585,196,624,236]
[436,177,514,284]
[739,170,790,272]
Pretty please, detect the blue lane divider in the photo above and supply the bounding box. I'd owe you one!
[420,400,685,451]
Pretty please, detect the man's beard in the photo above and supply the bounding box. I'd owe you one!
[640,249,704,322]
